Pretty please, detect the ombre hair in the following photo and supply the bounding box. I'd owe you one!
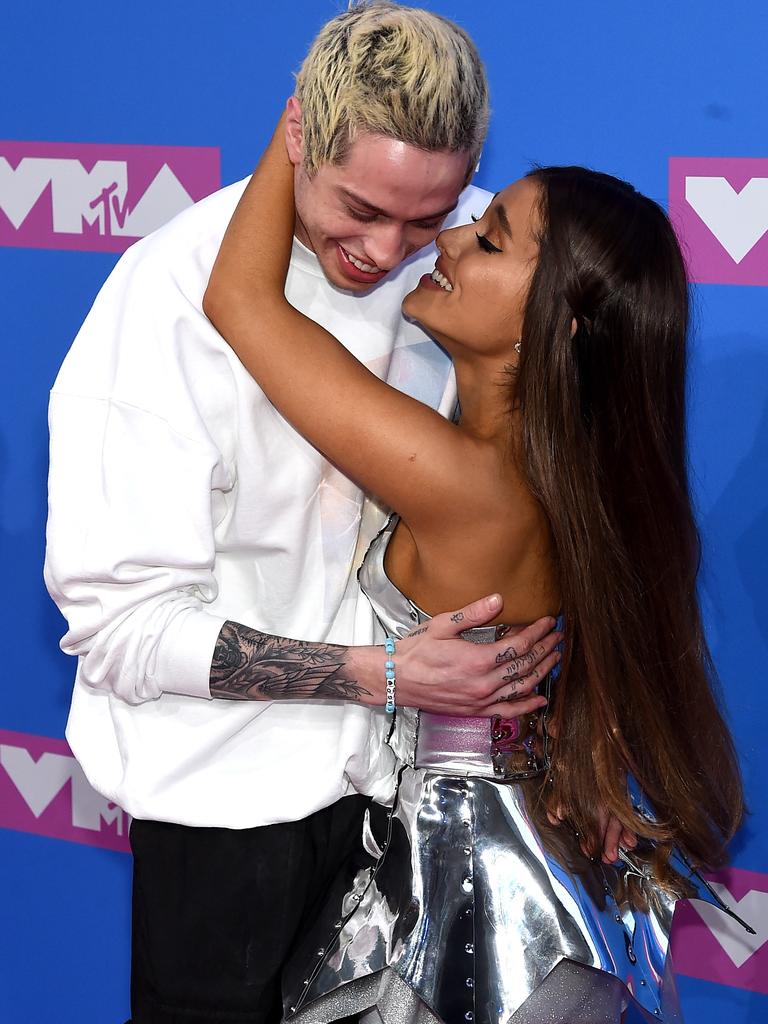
[516,167,743,894]
[294,1,488,176]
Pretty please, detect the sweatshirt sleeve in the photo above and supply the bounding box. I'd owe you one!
[44,392,229,704]
[43,239,235,705]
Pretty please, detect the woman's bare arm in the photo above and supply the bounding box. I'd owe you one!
[203,120,472,529]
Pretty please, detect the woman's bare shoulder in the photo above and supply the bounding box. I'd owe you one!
[389,471,560,621]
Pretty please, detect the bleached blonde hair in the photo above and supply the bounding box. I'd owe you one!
[294,1,489,176]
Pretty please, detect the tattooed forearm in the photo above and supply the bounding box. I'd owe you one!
[209,621,371,702]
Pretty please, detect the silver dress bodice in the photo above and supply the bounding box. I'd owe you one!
[359,515,553,781]
[284,517,746,1024]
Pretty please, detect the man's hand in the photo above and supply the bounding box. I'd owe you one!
[381,594,562,718]
[210,594,561,718]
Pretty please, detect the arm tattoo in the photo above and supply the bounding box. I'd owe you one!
[408,626,428,637]
[210,621,371,702]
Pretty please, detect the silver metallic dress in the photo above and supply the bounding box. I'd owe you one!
[283,518,748,1024]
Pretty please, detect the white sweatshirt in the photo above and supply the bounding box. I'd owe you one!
[44,176,491,828]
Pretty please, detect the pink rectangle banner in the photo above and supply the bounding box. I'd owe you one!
[668,156,768,286]
[0,140,220,252]
[671,866,768,994]
[0,728,130,852]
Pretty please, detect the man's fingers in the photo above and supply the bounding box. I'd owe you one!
[428,594,503,640]
[485,694,548,719]
[493,630,562,681]
[490,615,559,664]
[490,650,561,701]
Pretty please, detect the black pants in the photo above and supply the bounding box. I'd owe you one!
[129,795,370,1024]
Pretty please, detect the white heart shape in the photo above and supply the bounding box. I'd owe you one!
[689,883,768,968]
[685,176,768,263]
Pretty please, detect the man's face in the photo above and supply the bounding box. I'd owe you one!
[289,127,472,292]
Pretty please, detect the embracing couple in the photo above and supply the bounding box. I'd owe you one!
[45,4,746,1024]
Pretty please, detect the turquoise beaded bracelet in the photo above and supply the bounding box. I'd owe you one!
[384,636,396,713]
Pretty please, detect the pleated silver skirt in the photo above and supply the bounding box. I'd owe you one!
[282,763,695,1024]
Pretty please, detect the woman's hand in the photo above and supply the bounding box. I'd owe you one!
[546,803,637,864]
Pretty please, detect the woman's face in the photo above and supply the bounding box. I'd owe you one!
[403,178,541,360]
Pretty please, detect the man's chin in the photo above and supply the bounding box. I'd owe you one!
[326,269,377,293]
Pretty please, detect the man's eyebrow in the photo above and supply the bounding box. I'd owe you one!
[339,188,382,213]
[496,203,513,238]
[339,188,458,223]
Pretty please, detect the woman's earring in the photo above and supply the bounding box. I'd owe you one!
[514,341,522,354]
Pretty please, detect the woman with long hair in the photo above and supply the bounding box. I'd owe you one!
[203,127,748,1024]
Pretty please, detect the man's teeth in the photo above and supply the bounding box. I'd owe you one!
[431,268,453,292]
[343,248,381,274]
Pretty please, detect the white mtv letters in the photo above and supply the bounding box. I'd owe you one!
[690,884,768,968]
[0,743,126,835]
[685,176,768,263]
[0,158,127,233]
[112,163,194,236]
[0,157,193,237]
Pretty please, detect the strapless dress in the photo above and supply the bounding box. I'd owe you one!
[282,517,748,1024]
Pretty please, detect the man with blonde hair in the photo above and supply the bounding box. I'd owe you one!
[45,4,556,1021]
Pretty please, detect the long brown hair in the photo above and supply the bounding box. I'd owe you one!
[517,167,743,880]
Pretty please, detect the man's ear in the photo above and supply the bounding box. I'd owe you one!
[285,97,304,167]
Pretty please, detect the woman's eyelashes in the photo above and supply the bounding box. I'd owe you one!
[471,213,502,253]
[476,232,502,254]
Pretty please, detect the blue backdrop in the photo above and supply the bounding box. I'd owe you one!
[1,2,766,1021]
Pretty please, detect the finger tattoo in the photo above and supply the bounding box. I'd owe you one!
[501,662,524,680]
[501,654,534,679]
[502,680,523,697]
[495,645,520,664]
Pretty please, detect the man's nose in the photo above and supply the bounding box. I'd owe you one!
[365,224,408,271]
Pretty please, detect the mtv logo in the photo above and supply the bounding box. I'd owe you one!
[0,728,130,853]
[671,866,768,995]
[669,157,768,286]
[0,141,219,253]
